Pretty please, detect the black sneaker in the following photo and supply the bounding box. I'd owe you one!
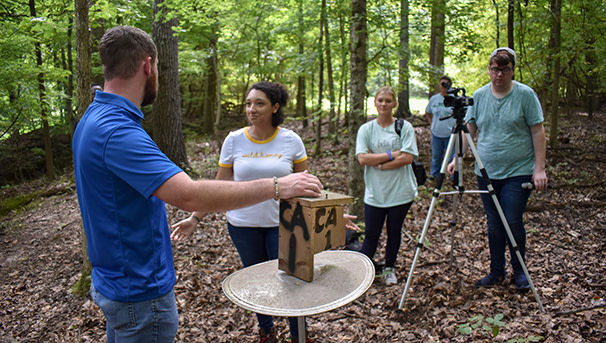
[475,272,506,288]
[259,327,278,343]
[513,273,530,291]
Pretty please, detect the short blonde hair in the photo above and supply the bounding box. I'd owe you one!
[375,86,398,107]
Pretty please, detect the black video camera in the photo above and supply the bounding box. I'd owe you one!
[443,87,473,108]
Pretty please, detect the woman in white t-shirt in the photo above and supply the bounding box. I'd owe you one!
[171,82,317,343]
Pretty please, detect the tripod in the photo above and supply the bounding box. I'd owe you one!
[397,108,544,312]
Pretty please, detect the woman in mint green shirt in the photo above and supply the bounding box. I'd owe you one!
[355,86,418,286]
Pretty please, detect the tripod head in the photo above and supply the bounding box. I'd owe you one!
[440,87,473,123]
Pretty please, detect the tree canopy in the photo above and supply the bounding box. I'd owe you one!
[0,0,604,178]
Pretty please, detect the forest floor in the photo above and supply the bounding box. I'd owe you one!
[1,109,605,343]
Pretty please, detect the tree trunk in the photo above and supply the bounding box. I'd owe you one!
[29,0,55,180]
[212,24,223,142]
[73,0,93,297]
[396,0,411,118]
[324,1,337,137]
[65,17,75,139]
[297,75,308,127]
[313,0,326,156]
[492,0,500,47]
[428,0,445,95]
[296,0,308,129]
[152,0,189,170]
[584,39,597,119]
[338,14,348,128]
[315,0,326,156]
[515,1,524,83]
[348,0,367,218]
[549,0,561,149]
[205,27,219,137]
[507,0,515,50]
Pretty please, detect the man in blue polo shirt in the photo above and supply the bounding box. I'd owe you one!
[72,25,322,343]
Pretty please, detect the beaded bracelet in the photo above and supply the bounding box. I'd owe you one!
[273,176,279,201]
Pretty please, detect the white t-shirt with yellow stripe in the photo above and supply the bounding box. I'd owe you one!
[219,126,307,227]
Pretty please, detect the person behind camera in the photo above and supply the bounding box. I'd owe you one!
[448,47,548,290]
[425,76,457,179]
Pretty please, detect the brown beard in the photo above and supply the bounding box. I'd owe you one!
[141,66,158,107]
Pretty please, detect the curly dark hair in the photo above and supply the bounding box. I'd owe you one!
[248,81,289,127]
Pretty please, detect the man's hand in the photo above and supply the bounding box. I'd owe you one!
[532,170,548,192]
[170,217,198,241]
[278,170,323,199]
[447,160,456,175]
[344,214,360,232]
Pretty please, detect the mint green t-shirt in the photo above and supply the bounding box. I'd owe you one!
[355,119,418,208]
[465,82,544,179]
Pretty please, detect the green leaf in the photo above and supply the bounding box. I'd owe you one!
[491,325,500,338]
[457,325,472,335]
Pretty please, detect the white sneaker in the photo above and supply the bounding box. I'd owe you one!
[383,267,397,286]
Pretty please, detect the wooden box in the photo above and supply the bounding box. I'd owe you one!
[278,190,354,282]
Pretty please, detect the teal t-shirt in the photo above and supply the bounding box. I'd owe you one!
[465,82,544,179]
[355,119,418,207]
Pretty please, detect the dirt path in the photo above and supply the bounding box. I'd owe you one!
[1,112,605,342]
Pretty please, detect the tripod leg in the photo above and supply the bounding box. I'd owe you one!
[448,192,458,267]
[398,132,458,310]
[448,132,464,267]
[465,133,545,312]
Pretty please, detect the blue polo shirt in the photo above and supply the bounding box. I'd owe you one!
[73,91,182,302]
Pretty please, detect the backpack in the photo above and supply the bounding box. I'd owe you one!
[394,118,427,186]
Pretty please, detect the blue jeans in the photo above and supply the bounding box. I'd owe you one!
[431,134,453,178]
[361,202,412,268]
[227,223,301,336]
[90,284,178,343]
[477,175,532,277]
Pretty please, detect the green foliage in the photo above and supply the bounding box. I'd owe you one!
[457,313,544,342]
[0,192,40,217]
[507,336,544,343]
[457,313,505,338]
[1,0,605,161]
[70,274,92,297]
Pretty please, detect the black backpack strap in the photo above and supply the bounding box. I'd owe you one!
[394,118,404,136]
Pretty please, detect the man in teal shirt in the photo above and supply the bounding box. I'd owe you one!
[449,47,548,291]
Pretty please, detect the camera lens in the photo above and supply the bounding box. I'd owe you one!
[441,81,449,88]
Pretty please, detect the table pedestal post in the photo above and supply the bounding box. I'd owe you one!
[297,316,305,342]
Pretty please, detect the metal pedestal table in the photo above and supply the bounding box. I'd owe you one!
[222,250,375,342]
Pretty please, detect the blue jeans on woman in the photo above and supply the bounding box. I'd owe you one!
[90,283,178,343]
[361,202,412,269]
[431,134,452,178]
[477,175,532,278]
[227,223,300,337]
